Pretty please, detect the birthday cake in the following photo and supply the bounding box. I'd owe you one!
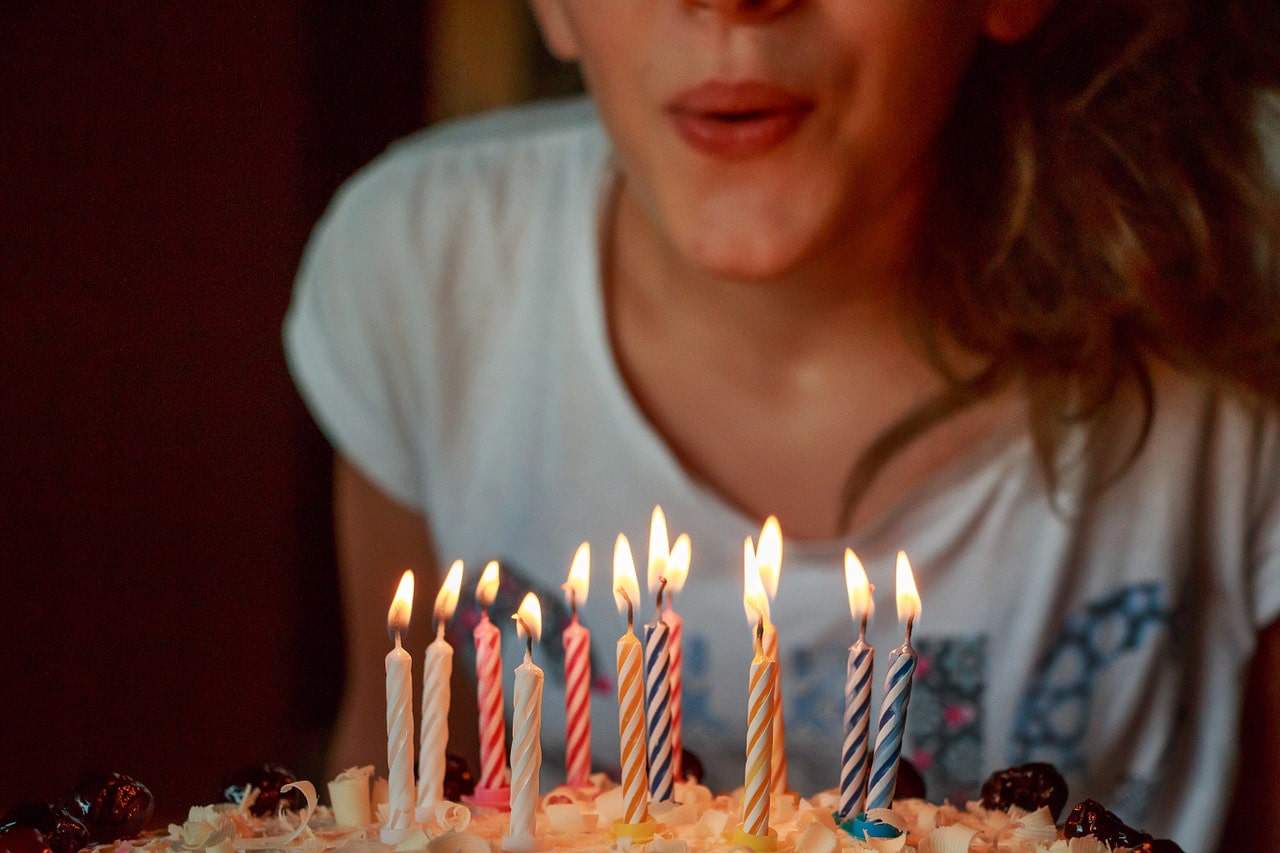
[0,517,1185,853]
[0,759,1186,853]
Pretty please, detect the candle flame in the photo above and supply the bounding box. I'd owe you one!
[665,533,691,595]
[513,592,543,642]
[647,505,669,594]
[613,533,640,615]
[387,569,415,634]
[742,536,770,627]
[562,541,590,605]
[434,559,464,623]
[756,516,783,600]
[844,548,873,623]
[896,551,922,623]
[476,560,500,607]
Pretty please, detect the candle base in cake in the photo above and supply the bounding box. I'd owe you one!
[464,785,510,811]
[378,825,416,845]
[500,831,536,852]
[610,819,657,843]
[727,827,779,851]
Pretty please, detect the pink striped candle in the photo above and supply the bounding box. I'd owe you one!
[661,533,691,781]
[561,542,592,787]
[473,561,510,805]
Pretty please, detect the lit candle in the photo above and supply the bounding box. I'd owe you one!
[643,508,674,802]
[865,551,922,811]
[473,560,510,807]
[755,516,789,797]
[416,560,463,820]
[611,534,656,843]
[382,570,416,843]
[734,538,777,846]
[662,533,691,781]
[838,549,874,820]
[561,542,592,788]
[503,593,544,852]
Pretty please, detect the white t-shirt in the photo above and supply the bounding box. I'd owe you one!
[285,97,1280,849]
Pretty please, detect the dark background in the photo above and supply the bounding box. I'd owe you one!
[0,2,577,814]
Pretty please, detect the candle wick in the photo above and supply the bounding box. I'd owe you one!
[905,614,915,647]
[754,618,765,656]
[394,629,403,650]
[570,590,577,622]
[656,576,668,611]
[859,613,868,643]
[436,622,445,641]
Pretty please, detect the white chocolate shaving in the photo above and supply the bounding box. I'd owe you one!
[592,787,625,824]
[926,824,978,853]
[233,781,317,850]
[546,803,585,834]
[329,767,374,828]
[794,823,838,853]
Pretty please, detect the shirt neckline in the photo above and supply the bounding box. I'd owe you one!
[570,132,1032,562]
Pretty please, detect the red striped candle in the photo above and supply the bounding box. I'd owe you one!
[561,542,592,787]
[474,561,509,795]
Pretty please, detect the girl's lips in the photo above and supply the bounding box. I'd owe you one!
[666,80,814,160]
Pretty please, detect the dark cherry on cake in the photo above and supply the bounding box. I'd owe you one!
[1,805,88,853]
[679,748,705,785]
[980,762,1069,821]
[893,757,927,800]
[69,773,154,843]
[443,753,476,803]
[1065,799,1184,853]
[0,826,54,853]
[221,764,306,816]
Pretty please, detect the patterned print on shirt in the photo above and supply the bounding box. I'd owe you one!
[1011,582,1173,774]
[902,635,989,804]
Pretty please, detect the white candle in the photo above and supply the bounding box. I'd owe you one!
[504,594,544,852]
[417,560,463,820]
[383,570,416,843]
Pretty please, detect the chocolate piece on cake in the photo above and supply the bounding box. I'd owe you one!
[443,753,476,803]
[1,805,88,853]
[980,762,1069,821]
[221,764,306,816]
[1064,798,1154,849]
[680,748,705,785]
[893,757,927,800]
[69,773,154,843]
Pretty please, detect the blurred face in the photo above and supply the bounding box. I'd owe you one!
[531,0,1013,281]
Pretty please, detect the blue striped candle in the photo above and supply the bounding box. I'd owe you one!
[839,637,874,818]
[643,618,674,802]
[864,642,917,810]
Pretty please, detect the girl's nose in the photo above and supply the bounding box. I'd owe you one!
[683,0,801,21]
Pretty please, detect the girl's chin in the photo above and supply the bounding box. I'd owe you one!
[675,225,819,282]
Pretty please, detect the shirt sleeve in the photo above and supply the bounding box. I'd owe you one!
[283,171,425,510]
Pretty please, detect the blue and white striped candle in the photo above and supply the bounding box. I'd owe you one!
[643,591,675,802]
[865,551,921,812]
[839,549,875,819]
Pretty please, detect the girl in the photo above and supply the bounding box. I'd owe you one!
[285,2,1279,848]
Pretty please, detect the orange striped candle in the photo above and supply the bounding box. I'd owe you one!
[755,517,788,797]
[611,534,654,841]
[738,537,777,844]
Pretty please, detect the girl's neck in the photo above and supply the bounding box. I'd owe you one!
[607,170,926,367]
